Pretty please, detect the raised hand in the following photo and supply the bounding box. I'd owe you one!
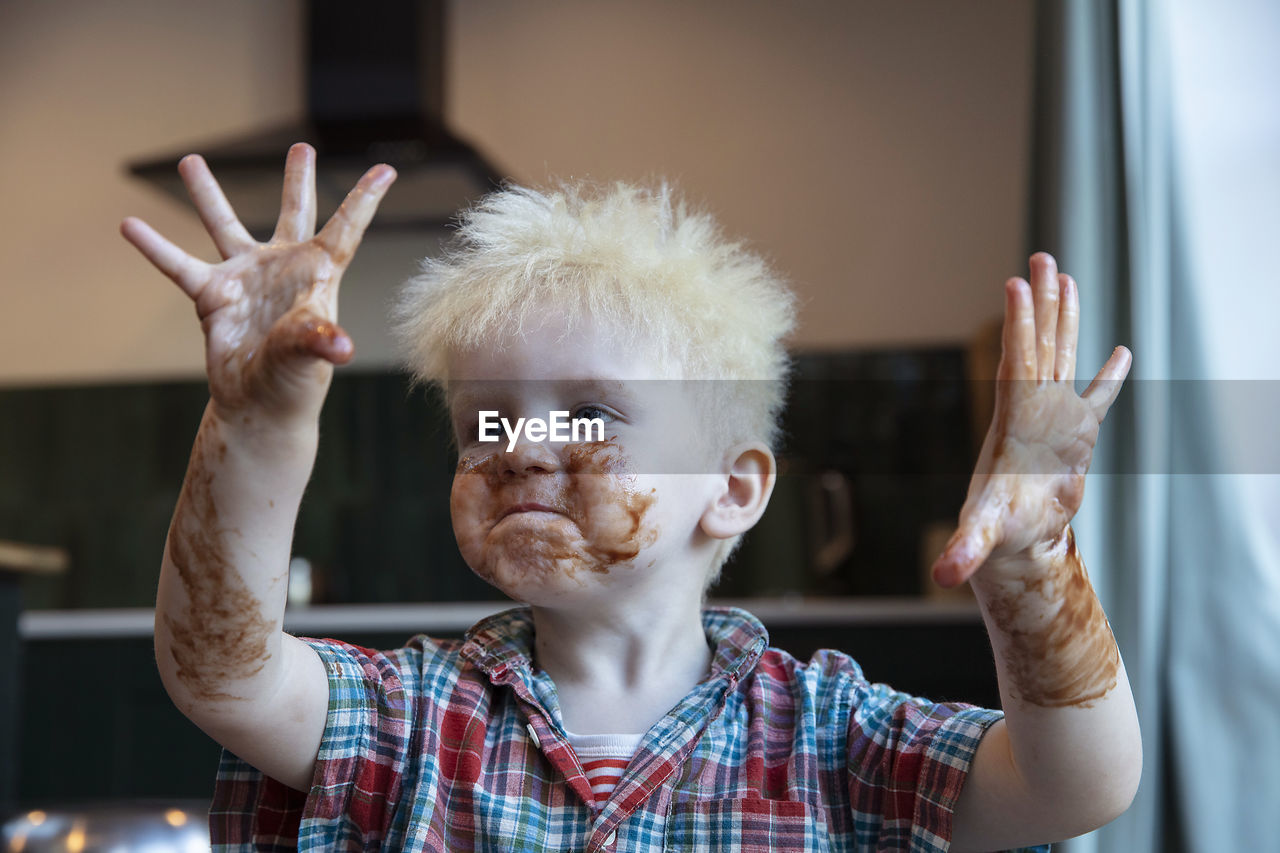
[121,143,395,422]
[932,252,1131,587]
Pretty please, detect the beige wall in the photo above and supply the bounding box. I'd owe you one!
[0,0,1033,386]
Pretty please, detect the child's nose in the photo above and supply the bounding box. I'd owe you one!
[500,435,560,477]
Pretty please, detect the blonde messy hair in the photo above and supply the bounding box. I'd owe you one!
[392,179,797,451]
[393,180,796,587]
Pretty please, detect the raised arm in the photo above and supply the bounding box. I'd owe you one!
[932,253,1141,850]
[121,144,395,791]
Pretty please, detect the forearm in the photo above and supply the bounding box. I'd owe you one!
[155,400,319,715]
[971,526,1142,825]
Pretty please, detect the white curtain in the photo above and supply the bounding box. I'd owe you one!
[1163,0,1280,851]
[1031,1,1280,851]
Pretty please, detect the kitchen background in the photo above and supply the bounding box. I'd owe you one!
[7,2,1278,849]
[1,0,1028,829]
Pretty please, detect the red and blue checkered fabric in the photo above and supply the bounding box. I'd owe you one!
[210,606,1047,852]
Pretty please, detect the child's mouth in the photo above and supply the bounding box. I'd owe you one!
[499,502,561,520]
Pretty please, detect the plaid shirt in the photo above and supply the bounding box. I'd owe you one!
[210,606,1049,852]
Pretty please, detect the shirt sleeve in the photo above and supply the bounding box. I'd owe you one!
[209,637,419,852]
[846,680,1049,853]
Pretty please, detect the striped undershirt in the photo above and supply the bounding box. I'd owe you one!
[564,730,645,805]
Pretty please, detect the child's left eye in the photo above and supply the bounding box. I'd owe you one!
[573,404,615,424]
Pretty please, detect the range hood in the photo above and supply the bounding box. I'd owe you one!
[128,0,504,237]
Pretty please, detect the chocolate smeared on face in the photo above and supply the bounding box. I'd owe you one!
[981,526,1120,708]
[450,439,659,591]
[163,415,274,702]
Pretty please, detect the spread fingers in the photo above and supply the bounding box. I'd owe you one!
[273,143,318,243]
[1082,346,1133,421]
[1030,252,1059,382]
[1055,274,1079,382]
[1001,277,1036,381]
[120,217,210,299]
[315,165,397,266]
[178,154,257,259]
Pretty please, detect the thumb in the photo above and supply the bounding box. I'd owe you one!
[931,515,998,588]
[264,309,354,368]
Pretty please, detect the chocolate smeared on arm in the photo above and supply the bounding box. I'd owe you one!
[978,526,1120,708]
[161,414,275,702]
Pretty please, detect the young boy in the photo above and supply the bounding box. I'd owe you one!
[121,144,1140,852]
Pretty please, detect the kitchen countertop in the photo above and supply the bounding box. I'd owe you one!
[19,597,982,640]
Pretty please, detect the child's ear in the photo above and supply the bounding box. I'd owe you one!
[700,442,777,539]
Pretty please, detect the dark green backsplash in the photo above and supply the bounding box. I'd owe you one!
[1,349,974,609]
[0,372,498,610]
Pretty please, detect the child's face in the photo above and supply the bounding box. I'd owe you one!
[446,311,724,607]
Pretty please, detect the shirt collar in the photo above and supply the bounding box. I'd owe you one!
[459,605,770,685]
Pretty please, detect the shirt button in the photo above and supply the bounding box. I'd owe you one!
[526,723,540,748]
[604,830,617,847]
